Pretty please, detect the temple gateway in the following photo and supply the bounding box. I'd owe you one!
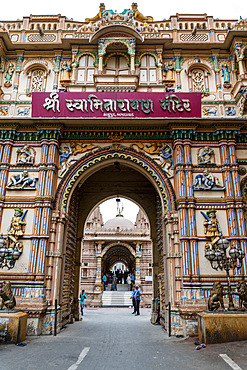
[0,4,247,336]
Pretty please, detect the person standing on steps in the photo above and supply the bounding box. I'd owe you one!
[127,274,131,291]
[80,290,87,316]
[131,286,136,314]
[135,285,141,316]
[102,274,107,291]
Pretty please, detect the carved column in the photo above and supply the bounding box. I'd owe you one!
[98,39,104,75]
[13,53,24,91]
[135,243,142,286]
[238,57,245,77]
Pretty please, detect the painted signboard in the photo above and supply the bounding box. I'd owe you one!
[32,92,201,118]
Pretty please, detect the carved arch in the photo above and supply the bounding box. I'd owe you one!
[23,59,53,74]
[105,52,130,64]
[76,51,96,64]
[54,146,176,214]
[102,242,136,257]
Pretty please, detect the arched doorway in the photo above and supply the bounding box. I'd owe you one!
[51,147,176,327]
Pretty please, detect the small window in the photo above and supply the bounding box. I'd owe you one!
[140,55,157,83]
[179,23,183,30]
[190,23,194,30]
[53,24,57,30]
[185,23,188,30]
[78,55,95,83]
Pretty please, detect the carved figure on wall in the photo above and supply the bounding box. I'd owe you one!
[226,107,236,116]
[131,142,163,155]
[164,61,174,81]
[157,145,174,177]
[235,281,247,310]
[60,61,71,83]
[202,107,217,116]
[7,171,38,189]
[17,145,35,164]
[58,144,75,178]
[4,63,15,87]
[193,170,225,190]
[70,142,99,156]
[0,281,16,310]
[221,63,230,83]
[198,146,215,164]
[208,282,225,311]
[7,208,27,250]
[131,3,153,22]
[202,209,222,250]
[124,9,135,23]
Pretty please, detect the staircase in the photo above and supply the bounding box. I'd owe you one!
[102,284,132,307]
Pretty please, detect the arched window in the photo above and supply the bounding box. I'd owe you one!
[30,24,34,30]
[26,68,47,93]
[165,23,170,29]
[216,22,219,29]
[67,24,71,30]
[190,23,194,30]
[221,23,225,29]
[179,23,183,30]
[105,55,129,75]
[53,24,57,30]
[36,23,40,30]
[140,55,157,83]
[185,23,188,30]
[48,24,51,30]
[78,55,95,82]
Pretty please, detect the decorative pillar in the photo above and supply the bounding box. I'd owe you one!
[211,55,221,90]
[98,39,104,75]
[71,49,78,85]
[13,54,23,91]
[135,242,142,286]
[174,52,183,90]
[238,57,245,77]
[156,49,163,84]
[129,39,136,75]
[0,43,4,88]
[53,54,61,91]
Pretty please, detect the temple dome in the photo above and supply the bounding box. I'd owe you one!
[103,215,134,229]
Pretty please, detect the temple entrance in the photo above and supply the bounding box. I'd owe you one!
[53,147,176,327]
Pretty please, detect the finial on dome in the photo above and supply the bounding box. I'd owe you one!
[116,197,124,217]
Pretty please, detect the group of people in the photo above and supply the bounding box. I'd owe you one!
[130,285,141,316]
[102,271,135,291]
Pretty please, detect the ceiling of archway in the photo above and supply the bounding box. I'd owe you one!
[75,162,158,239]
[103,244,134,268]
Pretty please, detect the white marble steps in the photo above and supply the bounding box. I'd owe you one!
[102,291,132,307]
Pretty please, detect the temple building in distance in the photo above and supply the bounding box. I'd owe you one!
[0,3,247,336]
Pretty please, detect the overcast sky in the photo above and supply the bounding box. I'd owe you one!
[0,0,245,21]
[99,197,139,223]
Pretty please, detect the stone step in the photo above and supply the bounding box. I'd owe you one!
[102,291,132,307]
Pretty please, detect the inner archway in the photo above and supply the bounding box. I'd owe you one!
[53,147,176,326]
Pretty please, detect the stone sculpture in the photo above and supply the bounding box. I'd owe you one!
[7,208,27,251]
[198,146,214,164]
[17,145,35,164]
[193,170,225,190]
[4,63,15,87]
[0,281,16,310]
[202,209,222,251]
[60,61,71,83]
[7,171,38,189]
[164,61,174,81]
[235,281,247,310]
[221,63,230,83]
[208,281,225,311]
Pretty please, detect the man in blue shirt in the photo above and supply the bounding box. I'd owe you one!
[102,274,107,291]
[80,290,87,316]
[130,286,136,314]
[135,285,141,316]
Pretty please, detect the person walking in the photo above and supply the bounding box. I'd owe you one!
[127,274,131,291]
[102,274,107,291]
[135,285,141,316]
[130,286,136,314]
[80,290,87,316]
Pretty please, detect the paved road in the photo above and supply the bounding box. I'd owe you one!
[0,308,246,370]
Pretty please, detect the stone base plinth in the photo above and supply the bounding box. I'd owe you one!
[198,311,247,344]
[0,311,28,344]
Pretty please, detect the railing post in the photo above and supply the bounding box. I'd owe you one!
[54,299,57,336]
